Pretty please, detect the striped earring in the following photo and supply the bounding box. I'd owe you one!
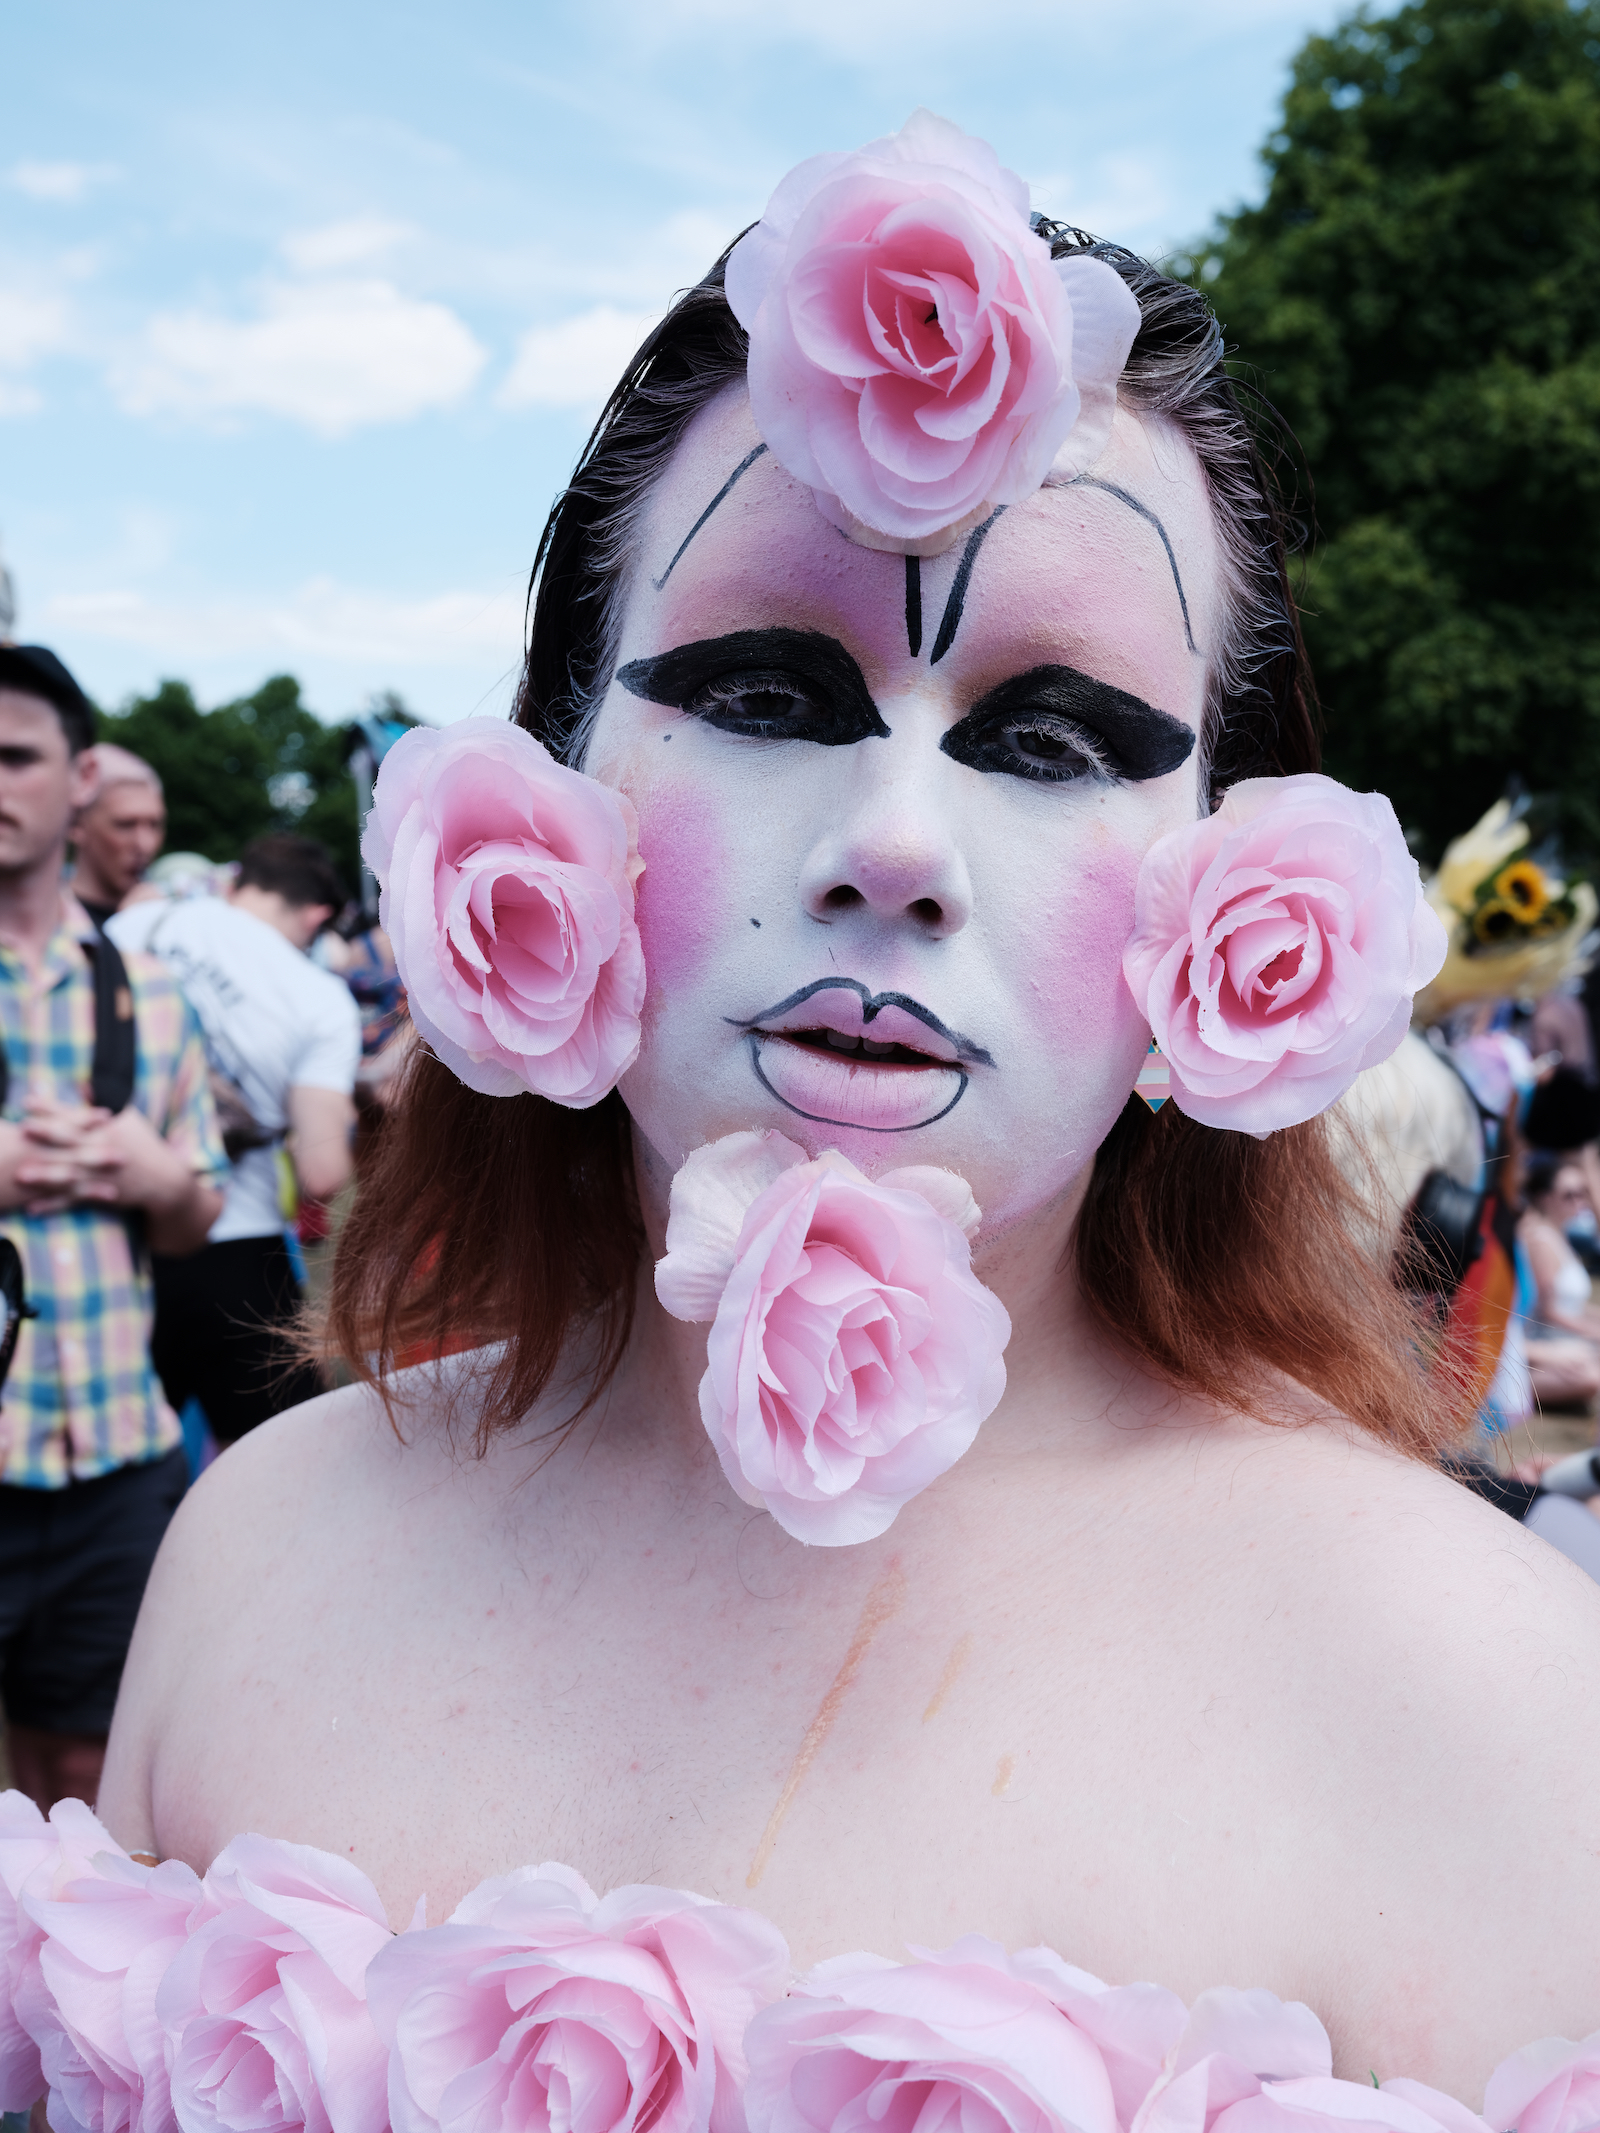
[1134,1037,1170,1113]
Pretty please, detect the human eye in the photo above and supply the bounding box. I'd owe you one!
[683,670,834,740]
[941,664,1195,788]
[615,629,889,749]
[954,710,1116,785]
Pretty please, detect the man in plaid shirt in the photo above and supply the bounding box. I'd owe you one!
[0,644,225,1812]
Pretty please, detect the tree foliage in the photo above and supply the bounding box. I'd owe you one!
[1184,0,1600,860]
[97,674,363,894]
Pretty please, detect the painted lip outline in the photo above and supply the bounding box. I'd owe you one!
[728,978,993,1133]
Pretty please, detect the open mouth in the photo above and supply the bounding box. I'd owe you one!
[731,979,989,1133]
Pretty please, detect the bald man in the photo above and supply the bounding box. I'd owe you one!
[70,745,166,931]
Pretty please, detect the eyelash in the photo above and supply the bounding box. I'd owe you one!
[685,674,819,733]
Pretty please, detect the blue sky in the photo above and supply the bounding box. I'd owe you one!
[3,0,1339,728]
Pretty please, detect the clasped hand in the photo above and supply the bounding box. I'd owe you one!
[3,1097,191,1219]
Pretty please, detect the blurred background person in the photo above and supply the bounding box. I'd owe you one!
[109,833,359,1446]
[68,746,166,933]
[0,644,224,1811]
[1520,1154,1600,1412]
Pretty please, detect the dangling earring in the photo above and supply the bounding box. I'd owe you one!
[1134,1037,1170,1113]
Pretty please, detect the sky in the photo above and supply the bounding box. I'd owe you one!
[2,0,1342,731]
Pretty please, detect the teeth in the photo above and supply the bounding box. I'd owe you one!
[825,1031,857,1051]
[862,1039,896,1057]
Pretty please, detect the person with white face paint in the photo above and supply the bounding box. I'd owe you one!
[23,115,1597,2126]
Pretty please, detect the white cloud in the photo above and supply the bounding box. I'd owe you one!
[43,577,524,669]
[499,303,662,413]
[112,278,488,435]
[8,160,116,204]
[280,215,417,273]
[0,287,70,415]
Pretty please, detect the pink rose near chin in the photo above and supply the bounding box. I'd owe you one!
[365,1859,791,2133]
[363,718,646,1108]
[1481,2031,1600,2133]
[154,1835,395,2133]
[655,1131,1010,1546]
[1122,775,1447,1138]
[725,109,1141,553]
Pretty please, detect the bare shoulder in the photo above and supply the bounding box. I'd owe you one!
[1178,1412,1600,2070]
[97,1372,461,1849]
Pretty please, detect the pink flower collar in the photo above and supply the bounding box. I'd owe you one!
[725,110,1141,556]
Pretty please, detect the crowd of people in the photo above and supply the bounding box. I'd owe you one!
[0,640,408,1814]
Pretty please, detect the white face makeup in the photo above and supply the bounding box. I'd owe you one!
[584,388,1224,1237]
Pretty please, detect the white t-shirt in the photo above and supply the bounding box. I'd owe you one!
[109,895,361,1242]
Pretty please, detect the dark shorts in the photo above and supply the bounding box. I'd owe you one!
[0,1446,188,1736]
[152,1233,325,1447]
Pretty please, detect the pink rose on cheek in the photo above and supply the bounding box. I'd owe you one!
[655,1133,1010,1547]
[743,1941,1122,2133]
[363,718,645,1108]
[1122,775,1447,1137]
[725,109,1140,551]
[366,1860,791,2133]
[155,1836,394,2133]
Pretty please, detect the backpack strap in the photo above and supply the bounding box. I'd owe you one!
[85,932,137,1113]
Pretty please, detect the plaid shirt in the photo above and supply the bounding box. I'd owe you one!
[0,894,226,1489]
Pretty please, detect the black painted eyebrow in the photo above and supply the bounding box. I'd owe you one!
[941,664,1195,782]
[1066,476,1197,655]
[615,628,890,745]
[650,444,769,593]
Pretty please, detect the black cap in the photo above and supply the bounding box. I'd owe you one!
[0,645,96,753]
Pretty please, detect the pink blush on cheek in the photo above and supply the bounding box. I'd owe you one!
[1030,845,1148,1069]
[633,784,729,999]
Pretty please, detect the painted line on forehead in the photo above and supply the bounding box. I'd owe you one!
[1068,476,1198,655]
[650,443,769,594]
[905,556,922,658]
[929,508,1006,666]
[729,977,997,1068]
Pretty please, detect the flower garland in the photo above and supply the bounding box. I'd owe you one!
[1,1795,1592,2133]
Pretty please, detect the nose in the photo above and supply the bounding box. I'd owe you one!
[796,723,974,940]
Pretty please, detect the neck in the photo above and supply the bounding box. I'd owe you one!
[226,882,302,945]
[0,845,71,975]
[68,857,118,911]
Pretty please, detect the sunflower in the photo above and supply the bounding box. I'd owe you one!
[1473,898,1523,946]
[1492,859,1550,922]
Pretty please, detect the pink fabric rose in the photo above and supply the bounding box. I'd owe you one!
[0,1788,64,2109]
[7,1797,205,2133]
[655,1132,1010,1546]
[1481,2032,1600,2133]
[742,1939,1121,2133]
[725,109,1140,553]
[1122,776,1447,1136]
[1122,1989,1487,2133]
[155,1835,393,2133]
[366,1859,790,2133]
[363,718,645,1107]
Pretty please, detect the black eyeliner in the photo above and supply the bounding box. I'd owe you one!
[941,665,1196,783]
[616,629,890,747]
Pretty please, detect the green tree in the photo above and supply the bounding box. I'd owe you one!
[1184,0,1600,860]
[98,674,364,893]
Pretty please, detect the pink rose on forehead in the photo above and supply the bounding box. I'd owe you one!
[655,1132,1010,1546]
[1122,775,1447,1137]
[155,1834,394,2133]
[725,109,1141,553]
[363,718,645,1108]
[742,1939,1123,2133]
[366,1859,790,2133]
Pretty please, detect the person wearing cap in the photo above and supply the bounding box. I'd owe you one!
[0,644,225,1812]
[69,744,167,932]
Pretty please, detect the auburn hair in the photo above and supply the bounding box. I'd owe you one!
[326,233,1470,1459]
